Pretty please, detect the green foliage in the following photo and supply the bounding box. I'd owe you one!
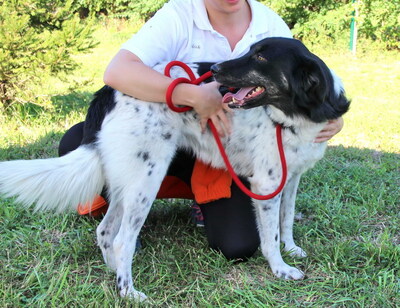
[0,0,97,109]
[262,0,400,49]
[71,0,168,20]
[129,0,168,20]
[357,0,400,49]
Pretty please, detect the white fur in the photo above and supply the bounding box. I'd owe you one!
[0,63,344,301]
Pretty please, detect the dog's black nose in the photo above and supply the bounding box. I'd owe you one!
[210,63,221,75]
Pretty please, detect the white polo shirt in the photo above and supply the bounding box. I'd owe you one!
[121,0,292,67]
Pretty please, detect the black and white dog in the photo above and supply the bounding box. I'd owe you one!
[0,38,349,300]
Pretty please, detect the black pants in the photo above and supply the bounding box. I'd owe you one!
[59,122,260,260]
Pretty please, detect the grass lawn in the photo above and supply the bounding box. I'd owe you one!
[0,21,399,307]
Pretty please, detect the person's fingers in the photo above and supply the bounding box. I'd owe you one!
[217,110,232,135]
[222,102,233,113]
[209,114,226,137]
[314,118,344,143]
[200,118,208,134]
[314,133,332,143]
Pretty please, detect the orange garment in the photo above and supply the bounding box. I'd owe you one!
[190,159,232,204]
[78,159,232,217]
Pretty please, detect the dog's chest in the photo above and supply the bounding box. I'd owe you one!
[284,141,326,175]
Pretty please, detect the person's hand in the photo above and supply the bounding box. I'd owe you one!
[173,81,232,137]
[196,82,232,137]
[314,117,344,143]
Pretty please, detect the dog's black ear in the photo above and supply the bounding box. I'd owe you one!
[294,56,329,106]
[294,58,351,122]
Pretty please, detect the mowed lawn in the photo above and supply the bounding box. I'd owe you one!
[0,22,399,307]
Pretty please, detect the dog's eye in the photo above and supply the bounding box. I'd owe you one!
[256,54,267,61]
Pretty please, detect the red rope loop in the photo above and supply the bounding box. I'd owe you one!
[164,61,287,200]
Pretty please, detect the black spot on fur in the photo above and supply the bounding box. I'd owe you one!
[288,126,296,135]
[275,234,278,242]
[162,132,172,140]
[103,243,110,250]
[268,169,273,176]
[117,276,122,283]
[100,230,106,236]
[263,206,271,211]
[137,151,150,161]
[133,217,142,229]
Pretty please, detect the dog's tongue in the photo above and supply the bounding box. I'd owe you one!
[222,87,254,104]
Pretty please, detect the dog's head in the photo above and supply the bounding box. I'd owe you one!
[211,37,350,123]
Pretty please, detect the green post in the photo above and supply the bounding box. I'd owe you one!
[350,0,357,54]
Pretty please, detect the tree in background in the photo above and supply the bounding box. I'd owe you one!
[262,0,399,49]
[0,0,97,109]
[72,0,167,20]
[357,0,399,50]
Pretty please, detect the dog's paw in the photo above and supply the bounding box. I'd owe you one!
[272,264,304,280]
[285,245,307,258]
[120,287,148,302]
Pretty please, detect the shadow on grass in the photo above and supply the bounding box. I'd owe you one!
[50,90,96,116]
[0,90,101,160]
[3,90,96,122]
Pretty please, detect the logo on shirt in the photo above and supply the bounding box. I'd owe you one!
[191,43,201,49]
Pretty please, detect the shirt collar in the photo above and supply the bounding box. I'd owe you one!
[193,0,213,31]
[247,0,270,37]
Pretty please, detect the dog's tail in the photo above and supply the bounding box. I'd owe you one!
[0,145,104,213]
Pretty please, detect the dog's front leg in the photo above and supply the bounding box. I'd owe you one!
[251,179,304,280]
[280,173,307,258]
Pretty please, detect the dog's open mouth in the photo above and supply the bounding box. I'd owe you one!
[222,86,265,108]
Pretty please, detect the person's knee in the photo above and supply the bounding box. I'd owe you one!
[58,122,84,156]
[214,239,259,261]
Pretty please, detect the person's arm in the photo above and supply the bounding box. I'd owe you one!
[103,50,231,136]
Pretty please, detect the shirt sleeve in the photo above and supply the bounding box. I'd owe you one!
[121,3,184,67]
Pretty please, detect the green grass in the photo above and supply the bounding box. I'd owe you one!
[1,21,399,307]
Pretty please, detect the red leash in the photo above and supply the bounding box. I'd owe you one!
[164,61,287,200]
